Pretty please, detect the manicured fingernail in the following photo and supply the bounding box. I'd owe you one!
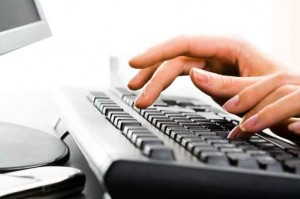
[135,91,145,107]
[222,95,240,111]
[193,69,209,84]
[240,114,259,132]
[288,122,300,131]
[227,126,242,140]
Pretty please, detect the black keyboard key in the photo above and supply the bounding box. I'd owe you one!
[143,145,175,161]
[256,143,277,150]
[110,113,130,123]
[199,152,229,166]
[288,149,300,157]
[220,148,244,153]
[165,126,187,136]
[136,138,164,149]
[175,134,199,144]
[143,113,161,121]
[140,108,157,116]
[227,153,259,169]
[113,116,134,127]
[102,106,123,115]
[181,137,204,148]
[284,159,300,173]
[127,130,154,140]
[194,131,215,136]
[206,139,229,145]
[187,142,210,152]
[131,134,157,144]
[246,150,267,156]
[214,131,230,138]
[213,143,236,149]
[201,135,222,140]
[256,156,283,172]
[161,99,177,106]
[117,120,141,130]
[275,154,294,162]
[193,146,218,156]
[198,112,223,120]
[170,130,193,140]
[160,122,179,132]
[88,92,108,102]
[123,126,148,135]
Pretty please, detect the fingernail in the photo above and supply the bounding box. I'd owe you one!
[240,114,259,132]
[222,95,240,111]
[288,122,300,131]
[193,69,209,84]
[227,126,242,140]
[135,91,145,107]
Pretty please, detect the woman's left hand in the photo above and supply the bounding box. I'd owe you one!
[222,72,300,140]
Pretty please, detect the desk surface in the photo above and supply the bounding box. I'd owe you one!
[0,90,106,198]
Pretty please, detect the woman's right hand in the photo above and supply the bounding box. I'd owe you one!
[128,35,282,108]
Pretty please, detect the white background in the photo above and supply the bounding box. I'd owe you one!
[0,0,298,93]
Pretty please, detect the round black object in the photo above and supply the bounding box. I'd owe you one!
[0,122,69,173]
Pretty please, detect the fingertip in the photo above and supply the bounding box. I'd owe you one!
[128,58,139,68]
[222,95,240,112]
[288,122,300,134]
[134,95,151,109]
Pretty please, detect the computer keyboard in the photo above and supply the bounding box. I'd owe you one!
[55,87,300,198]
[88,88,300,173]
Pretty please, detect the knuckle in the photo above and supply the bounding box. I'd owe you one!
[275,72,292,84]
[274,84,298,97]
[219,76,233,89]
[296,89,300,97]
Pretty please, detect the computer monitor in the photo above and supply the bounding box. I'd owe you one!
[0,0,51,55]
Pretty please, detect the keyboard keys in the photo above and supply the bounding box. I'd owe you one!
[136,137,163,149]
[256,156,283,172]
[284,159,300,173]
[199,152,229,166]
[227,153,259,169]
[88,91,108,102]
[90,90,300,173]
[143,145,175,161]
[117,120,141,130]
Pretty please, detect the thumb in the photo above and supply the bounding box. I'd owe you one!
[189,68,261,98]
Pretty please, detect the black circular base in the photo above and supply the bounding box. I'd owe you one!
[0,122,69,173]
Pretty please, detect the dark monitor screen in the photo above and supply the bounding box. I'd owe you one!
[0,0,41,32]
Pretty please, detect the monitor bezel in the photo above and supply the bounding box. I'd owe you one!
[0,0,51,55]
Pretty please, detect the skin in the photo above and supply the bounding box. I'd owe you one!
[127,35,300,139]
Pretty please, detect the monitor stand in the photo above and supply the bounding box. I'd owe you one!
[0,122,69,173]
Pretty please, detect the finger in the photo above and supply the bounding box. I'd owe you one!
[271,118,300,139]
[239,88,300,135]
[190,68,262,98]
[129,35,243,69]
[223,72,300,113]
[128,63,161,90]
[134,57,205,108]
[227,84,299,139]
[288,121,300,135]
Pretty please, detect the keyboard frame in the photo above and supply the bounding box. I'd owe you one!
[54,87,300,198]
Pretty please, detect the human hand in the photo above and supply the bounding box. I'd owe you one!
[128,35,281,108]
[222,72,300,140]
